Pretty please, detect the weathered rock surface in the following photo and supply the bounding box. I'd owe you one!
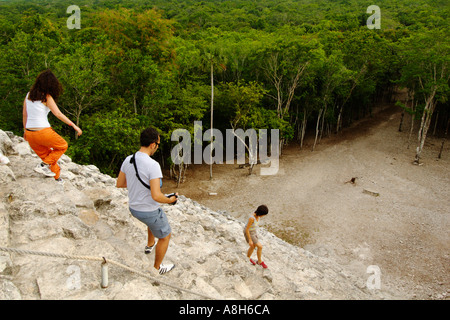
[0,130,402,300]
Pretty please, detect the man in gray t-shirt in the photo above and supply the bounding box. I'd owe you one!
[117,127,177,275]
[120,151,163,212]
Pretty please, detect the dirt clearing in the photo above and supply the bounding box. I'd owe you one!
[163,104,449,299]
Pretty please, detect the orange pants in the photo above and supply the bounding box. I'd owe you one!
[26,127,68,179]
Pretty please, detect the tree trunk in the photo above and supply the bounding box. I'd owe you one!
[407,95,416,149]
[433,111,439,136]
[336,64,367,134]
[300,112,307,149]
[279,138,285,156]
[336,105,343,134]
[319,103,327,142]
[210,60,214,180]
[282,62,309,119]
[177,163,187,187]
[312,108,323,151]
[230,127,257,176]
[398,110,404,132]
[414,89,436,164]
[438,118,449,159]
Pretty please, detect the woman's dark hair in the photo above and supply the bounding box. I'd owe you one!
[29,69,63,103]
[255,205,268,216]
[140,127,160,147]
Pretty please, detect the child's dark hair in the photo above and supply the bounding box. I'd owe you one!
[140,127,160,147]
[255,205,268,216]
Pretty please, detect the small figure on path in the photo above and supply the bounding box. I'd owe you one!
[244,205,269,268]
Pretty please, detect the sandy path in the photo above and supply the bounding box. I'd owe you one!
[163,104,450,299]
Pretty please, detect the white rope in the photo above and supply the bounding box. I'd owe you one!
[0,246,217,300]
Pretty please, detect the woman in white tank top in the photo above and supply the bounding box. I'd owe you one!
[23,69,82,183]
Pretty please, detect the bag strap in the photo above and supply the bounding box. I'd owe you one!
[130,153,150,189]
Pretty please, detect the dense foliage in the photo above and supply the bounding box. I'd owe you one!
[0,0,448,174]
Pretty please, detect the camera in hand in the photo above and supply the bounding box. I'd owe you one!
[166,193,178,205]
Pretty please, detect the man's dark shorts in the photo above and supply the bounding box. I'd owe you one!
[129,207,171,239]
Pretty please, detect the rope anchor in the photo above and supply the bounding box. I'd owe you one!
[0,246,217,300]
[101,257,108,289]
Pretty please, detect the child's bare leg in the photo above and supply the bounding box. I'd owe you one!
[247,245,255,258]
[256,243,263,263]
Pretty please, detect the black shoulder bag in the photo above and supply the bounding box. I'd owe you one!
[130,153,178,205]
[130,153,150,189]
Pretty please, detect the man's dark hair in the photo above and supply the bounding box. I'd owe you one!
[29,69,63,103]
[140,127,160,147]
[255,205,268,216]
